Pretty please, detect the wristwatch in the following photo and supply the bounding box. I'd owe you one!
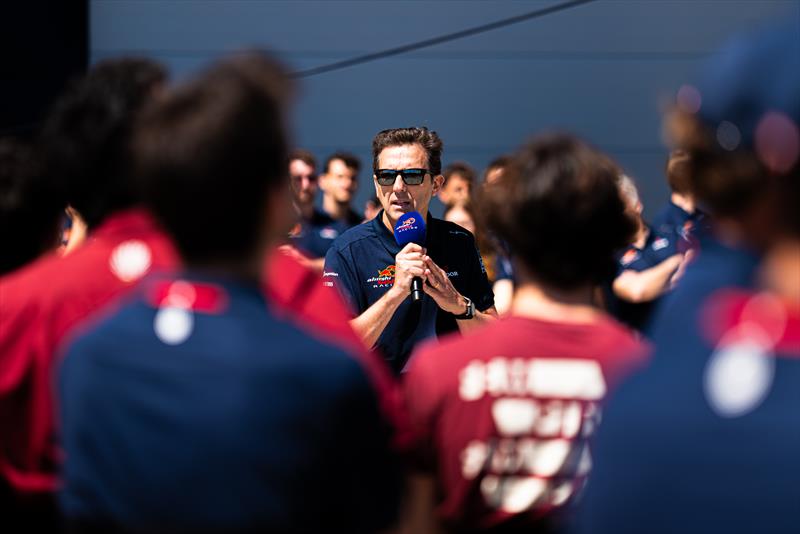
[453,295,475,320]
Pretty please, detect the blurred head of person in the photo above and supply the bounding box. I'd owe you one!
[41,57,167,230]
[133,52,293,278]
[364,196,381,221]
[371,126,444,230]
[666,149,693,198]
[481,133,636,291]
[665,23,799,250]
[483,155,511,187]
[0,138,64,274]
[438,161,475,207]
[319,152,360,210]
[288,149,317,210]
[443,202,476,235]
[617,174,645,235]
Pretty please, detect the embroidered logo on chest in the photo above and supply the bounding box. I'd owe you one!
[366,265,395,288]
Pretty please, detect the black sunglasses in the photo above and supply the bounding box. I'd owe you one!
[374,168,430,186]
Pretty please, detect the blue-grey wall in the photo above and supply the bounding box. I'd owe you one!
[91,0,800,218]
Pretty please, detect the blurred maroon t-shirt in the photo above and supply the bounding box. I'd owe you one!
[403,315,647,531]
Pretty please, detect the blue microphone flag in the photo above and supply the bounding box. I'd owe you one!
[393,211,426,247]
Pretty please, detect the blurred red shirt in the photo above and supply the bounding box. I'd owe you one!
[0,209,403,497]
[403,315,647,531]
[0,209,178,494]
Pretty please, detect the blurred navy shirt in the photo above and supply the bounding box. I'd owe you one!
[576,238,800,533]
[58,273,402,533]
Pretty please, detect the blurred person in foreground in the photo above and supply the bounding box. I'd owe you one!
[606,174,689,333]
[58,53,404,533]
[401,134,647,533]
[0,58,174,528]
[324,127,497,374]
[0,138,64,275]
[438,161,476,208]
[577,22,800,534]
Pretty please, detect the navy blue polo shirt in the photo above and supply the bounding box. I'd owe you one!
[651,200,709,252]
[323,211,494,374]
[293,207,363,259]
[606,227,679,332]
[575,239,800,534]
[58,272,402,533]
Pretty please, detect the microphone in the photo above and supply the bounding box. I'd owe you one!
[393,211,427,302]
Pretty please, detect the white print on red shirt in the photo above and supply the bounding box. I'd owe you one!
[458,357,606,514]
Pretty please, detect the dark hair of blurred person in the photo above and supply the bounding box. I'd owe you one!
[0,58,177,529]
[0,138,63,275]
[484,135,637,290]
[40,58,166,230]
[577,22,800,534]
[135,56,291,271]
[438,161,475,207]
[401,133,646,533]
[58,52,404,533]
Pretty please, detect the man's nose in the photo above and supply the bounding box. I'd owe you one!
[392,174,407,193]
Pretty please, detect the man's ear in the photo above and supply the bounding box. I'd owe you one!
[432,174,445,194]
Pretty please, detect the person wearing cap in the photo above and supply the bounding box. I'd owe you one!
[0,58,176,528]
[401,134,646,533]
[323,127,497,374]
[576,22,800,533]
[58,53,404,532]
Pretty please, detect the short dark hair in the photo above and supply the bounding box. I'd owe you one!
[133,53,292,265]
[325,151,361,174]
[0,138,64,274]
[40,58,166,229]
[289,148,316,170]
[481,134,636,289]
[443,161,476,184]
[372,127,443,176]
[666,149,692,194]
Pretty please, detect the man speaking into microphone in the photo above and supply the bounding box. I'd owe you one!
[324,127,497,373]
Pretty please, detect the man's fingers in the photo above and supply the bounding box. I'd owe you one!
[423,256,447,286]
[400,242,424,254]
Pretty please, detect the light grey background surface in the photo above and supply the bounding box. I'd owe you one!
[91,0,800,218]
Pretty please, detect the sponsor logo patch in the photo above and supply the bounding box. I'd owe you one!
[366,265,395,288]
[652,237,670,251]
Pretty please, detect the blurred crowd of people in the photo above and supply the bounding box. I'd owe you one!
[0,21,798,534]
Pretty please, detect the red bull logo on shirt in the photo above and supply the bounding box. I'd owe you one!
[366,265,395,288]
